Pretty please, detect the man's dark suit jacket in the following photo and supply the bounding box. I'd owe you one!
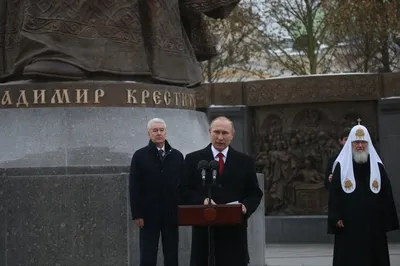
[129,139,184,225]
[325,152,342,190]
[180,143,263,266]
[325,155,337,190]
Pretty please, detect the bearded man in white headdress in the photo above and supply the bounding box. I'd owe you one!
[328,122,399,266]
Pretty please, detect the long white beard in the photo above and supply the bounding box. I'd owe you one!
[353,150,369,163]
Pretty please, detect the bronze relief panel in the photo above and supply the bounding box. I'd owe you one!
[252,101,377,215]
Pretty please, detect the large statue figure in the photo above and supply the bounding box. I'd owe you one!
[0,0,240,86]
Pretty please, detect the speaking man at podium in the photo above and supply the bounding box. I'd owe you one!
[180,116,263,266]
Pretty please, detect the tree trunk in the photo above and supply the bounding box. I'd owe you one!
[207,59,212,83]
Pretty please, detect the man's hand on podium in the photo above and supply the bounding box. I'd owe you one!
[135,218,144,228]
[203,198,216,205]
[241,204,247,214]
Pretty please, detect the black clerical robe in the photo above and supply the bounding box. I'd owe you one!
[328,159,399,266]
[180,144,263,266]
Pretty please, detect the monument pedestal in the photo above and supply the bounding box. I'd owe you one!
[0,81,209,266]
[0,81,266,265]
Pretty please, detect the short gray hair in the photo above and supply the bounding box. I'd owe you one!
[147,118,167,130]
[210,116,235,133]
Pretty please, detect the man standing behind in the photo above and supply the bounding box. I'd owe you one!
[324,127,350,190]
[129,118,184,266]
[328,122,399,266]
[180,116,263,266]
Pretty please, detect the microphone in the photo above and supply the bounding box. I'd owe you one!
[197,160,209,185]
[209,160,219,183]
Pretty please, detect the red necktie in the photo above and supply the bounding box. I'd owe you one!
[217,152,224,175]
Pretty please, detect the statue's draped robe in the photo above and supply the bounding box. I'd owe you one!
[0,0,239,86]
[328,159,399,266]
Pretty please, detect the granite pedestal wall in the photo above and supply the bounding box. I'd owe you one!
[0,81,209,266]
[0,108,210,167]
[0,171,129,266]
[378,97,400,242]
[0,169,201,266]
[248,173,266,266]
[265,216,334,243]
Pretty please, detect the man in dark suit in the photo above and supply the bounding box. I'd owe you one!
[129,118,184,266]
[324,127,350,190]
[180,116,263,266]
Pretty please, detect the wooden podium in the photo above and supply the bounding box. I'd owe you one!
[178,204,243,226]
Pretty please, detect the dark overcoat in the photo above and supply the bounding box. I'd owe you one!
[129,140,184,225]
[180,144,263,266]
[324,153,339,190]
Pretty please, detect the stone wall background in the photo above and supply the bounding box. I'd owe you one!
[198,72,400,215]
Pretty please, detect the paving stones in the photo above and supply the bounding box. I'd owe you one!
[265,243,400,266]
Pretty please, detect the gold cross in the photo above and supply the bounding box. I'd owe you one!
[357,118,361,125]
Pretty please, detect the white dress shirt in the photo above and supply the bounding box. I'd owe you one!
[211,145,228,163]
[157,146,165,152]
[157,145,165,156]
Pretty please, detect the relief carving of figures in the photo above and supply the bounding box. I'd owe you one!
[296,156,324,184]
[269,141,293,211]
[308,131,340,173]
[254,109,373,215]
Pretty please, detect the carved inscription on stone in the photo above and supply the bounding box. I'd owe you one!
[0,82,196,109]
[253,102,377,215]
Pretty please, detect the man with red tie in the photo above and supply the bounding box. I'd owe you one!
[180,116,263,266]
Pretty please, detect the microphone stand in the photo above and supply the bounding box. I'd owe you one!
[207,170,217,266]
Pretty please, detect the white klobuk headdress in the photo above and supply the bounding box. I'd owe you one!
[332,121,383,194]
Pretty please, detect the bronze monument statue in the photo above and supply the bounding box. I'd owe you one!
[0,0,240,86]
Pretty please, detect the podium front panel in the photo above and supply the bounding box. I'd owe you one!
[178,204,243,226]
